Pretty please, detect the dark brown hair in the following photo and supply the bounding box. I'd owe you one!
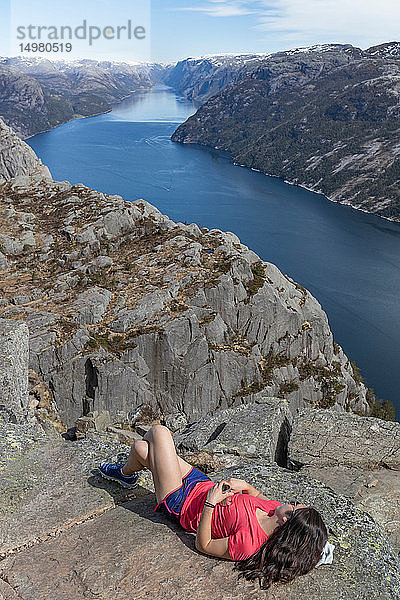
[234,507,328,590]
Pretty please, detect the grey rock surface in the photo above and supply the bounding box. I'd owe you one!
[163,411,188,433]
[176,396,292,467]
[0,118,51,182]
[300,465,400,553]
[75,410,112,434]
[70,286,112,325]
[0,423,139,556]
[0,319,30,423]
[0,251,8,270]
[288,408,400,470]
[0,426,398,600]
[288,407,400,551]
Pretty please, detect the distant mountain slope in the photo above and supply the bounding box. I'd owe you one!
[164,53,272,102]
[165,44,365,102]
[365,41,400,58]
[172,42,400,221]
[0,57,156,138]
[0,64,69,139]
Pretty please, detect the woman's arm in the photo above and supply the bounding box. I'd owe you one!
[245,484,268,500]
[195,505,230,558]
[226,477,268,500]
[195,481,233,559]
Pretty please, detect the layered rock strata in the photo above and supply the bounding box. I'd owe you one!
[0,318,30,423]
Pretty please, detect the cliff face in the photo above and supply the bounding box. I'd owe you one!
[0,117,51,181]
[0,318,30,423]
[171,42,400,221]
[0,174,370,429]
[0,57,155,138]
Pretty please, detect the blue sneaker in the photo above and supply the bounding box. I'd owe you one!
[99,462,139,488]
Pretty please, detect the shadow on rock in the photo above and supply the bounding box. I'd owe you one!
[88,469,202,554]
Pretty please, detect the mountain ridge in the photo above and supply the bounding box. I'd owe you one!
[171,43,400,221]
[0,57,159,137]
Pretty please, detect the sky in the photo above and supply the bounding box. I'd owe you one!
[0,0,399,63]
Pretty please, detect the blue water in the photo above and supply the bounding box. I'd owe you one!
[27,85,400,420]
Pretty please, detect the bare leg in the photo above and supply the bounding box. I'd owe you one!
[121,425,194,503]
[121,440,150,473]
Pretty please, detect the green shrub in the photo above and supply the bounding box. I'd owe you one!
[245,262,266,298]
[278,381,299,396]
[350,360,364,384]
[368,399,396,421]
[84,332,135,357]
[318,395,337,409]
[366,388,396,421]
[259,352,293,384]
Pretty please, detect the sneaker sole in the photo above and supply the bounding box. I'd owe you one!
[99,471,138,489]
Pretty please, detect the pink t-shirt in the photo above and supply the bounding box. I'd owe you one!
[179,480,282,561]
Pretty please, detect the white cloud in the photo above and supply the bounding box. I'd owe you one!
[176,1,258,17]
[176,0,400,47]
[258,1,399,31]
[255,0,400,47]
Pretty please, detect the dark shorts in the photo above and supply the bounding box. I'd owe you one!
[154,466,211,524]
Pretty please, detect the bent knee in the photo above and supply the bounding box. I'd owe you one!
[150,424,171,437]
[144,424,174,446]
[134,439,148,454]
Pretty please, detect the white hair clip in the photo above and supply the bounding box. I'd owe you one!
[315,541,335,567]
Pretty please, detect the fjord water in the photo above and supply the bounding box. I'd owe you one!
[28,86,400,420]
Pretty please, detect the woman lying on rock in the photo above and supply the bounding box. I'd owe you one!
[99,424,332,590]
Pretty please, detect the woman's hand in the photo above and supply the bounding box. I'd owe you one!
[206,481,234,506]
[223,478,265,499]
[224,478,250,494]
